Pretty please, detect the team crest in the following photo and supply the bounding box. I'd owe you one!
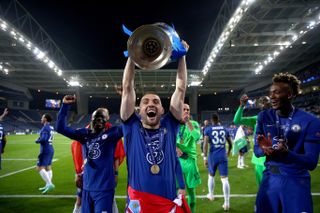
[102,134,108,140]
[291,124,301,132]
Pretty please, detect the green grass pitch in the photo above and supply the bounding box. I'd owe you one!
[0,134,319,212]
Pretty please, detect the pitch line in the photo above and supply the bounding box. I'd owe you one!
[0,193,320,199]
[2,158,58,161]
[0,159,58,179]
[8,142,71,145]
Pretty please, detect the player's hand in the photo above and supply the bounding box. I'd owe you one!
[181,40,189,52]
[176,147,183,157]
[178,188,186,196]
[75,173,83,189]
[63,95,76,104]
[1,108,8,116]
[114,85,123,96]
[240,94,249,106]
[257,133,274,155]
[204,159,208,168]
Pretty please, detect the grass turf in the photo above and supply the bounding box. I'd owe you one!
[0,134,319,212]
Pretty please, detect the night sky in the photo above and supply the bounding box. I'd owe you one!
[19,0,226,69]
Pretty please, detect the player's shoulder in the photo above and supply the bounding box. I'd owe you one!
[190,120,200,126]
[295,108,320,123]
[257,109,275,120]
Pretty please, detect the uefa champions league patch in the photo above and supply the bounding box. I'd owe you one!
[128,200,141,213]
[291,124,301,132]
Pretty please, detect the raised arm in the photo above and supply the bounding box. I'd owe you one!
[56,95,84,142]
[120,58,136,121]
[170,41,189,120]
[0,108,8,121]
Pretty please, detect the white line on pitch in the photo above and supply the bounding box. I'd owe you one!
[0,193,319,199]
[0,159,58,179]
[2,158,58,161]
[8,142,71,145]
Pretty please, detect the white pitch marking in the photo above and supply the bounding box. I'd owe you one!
[0,193,319,199]
[0,159,58,179]
[2,158,58,161]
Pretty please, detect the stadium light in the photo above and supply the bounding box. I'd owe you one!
[253,11,320,74]
[190,81,202,86]
[68,80,81,87]
[0,17,74,85]
[200,0,256,81]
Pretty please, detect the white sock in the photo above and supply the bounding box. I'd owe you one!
[39,169,51,185]
[72,203,81,213]
[47,170,53,182]
[207,175,215,196]
[237,155,241,167]
[221,177,230,206]
[112,197,119,213]
[240,155,244,166]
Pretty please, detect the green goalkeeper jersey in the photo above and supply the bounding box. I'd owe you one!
[176,120,201,159]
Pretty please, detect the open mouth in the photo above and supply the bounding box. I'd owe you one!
[146,109,156,118]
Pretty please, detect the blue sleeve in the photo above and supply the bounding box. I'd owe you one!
[225,128,230,138]
[254,112,265,157]
[110,125,124,144]
[175,156,185,189]
[283,119,320,170]
[204,126,209,136]
[55,103,85,142]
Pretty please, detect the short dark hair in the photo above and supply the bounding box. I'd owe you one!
[212,113,219,122]
[272,72,301,96]
[43,113,53,122]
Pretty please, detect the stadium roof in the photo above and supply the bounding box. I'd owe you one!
[1,0,320,98]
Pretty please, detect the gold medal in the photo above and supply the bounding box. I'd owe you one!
[150,164,160,174]
[180,138,184,144]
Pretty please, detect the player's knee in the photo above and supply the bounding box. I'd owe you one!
[220,176,229,183]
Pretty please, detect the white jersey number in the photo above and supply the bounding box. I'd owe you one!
[211,130,226,145]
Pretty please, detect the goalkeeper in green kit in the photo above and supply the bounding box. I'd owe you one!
[233,94,271,186]
[176,103,201,212]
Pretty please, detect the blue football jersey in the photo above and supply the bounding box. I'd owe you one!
[228,127,237,140]
[0,124,4,151]
[254,108,320,177]
[56,104,123,191]
[204,124,230,159]
[36,123,54,154]
[122,112,180,201]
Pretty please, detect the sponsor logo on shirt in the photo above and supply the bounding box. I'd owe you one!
[87,143,101,159]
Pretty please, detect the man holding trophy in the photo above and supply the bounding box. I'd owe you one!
[120,23,191,212]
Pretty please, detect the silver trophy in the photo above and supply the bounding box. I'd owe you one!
[126,22,186,70]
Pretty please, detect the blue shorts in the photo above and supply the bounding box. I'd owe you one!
[37,151,54,166]
[239,146,248,154]
[208,155,228,177]
[82,189,115,213]
[256,173,312,213]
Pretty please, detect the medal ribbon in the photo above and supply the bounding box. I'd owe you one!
[275,106,295,140]
[141,127,165,166]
